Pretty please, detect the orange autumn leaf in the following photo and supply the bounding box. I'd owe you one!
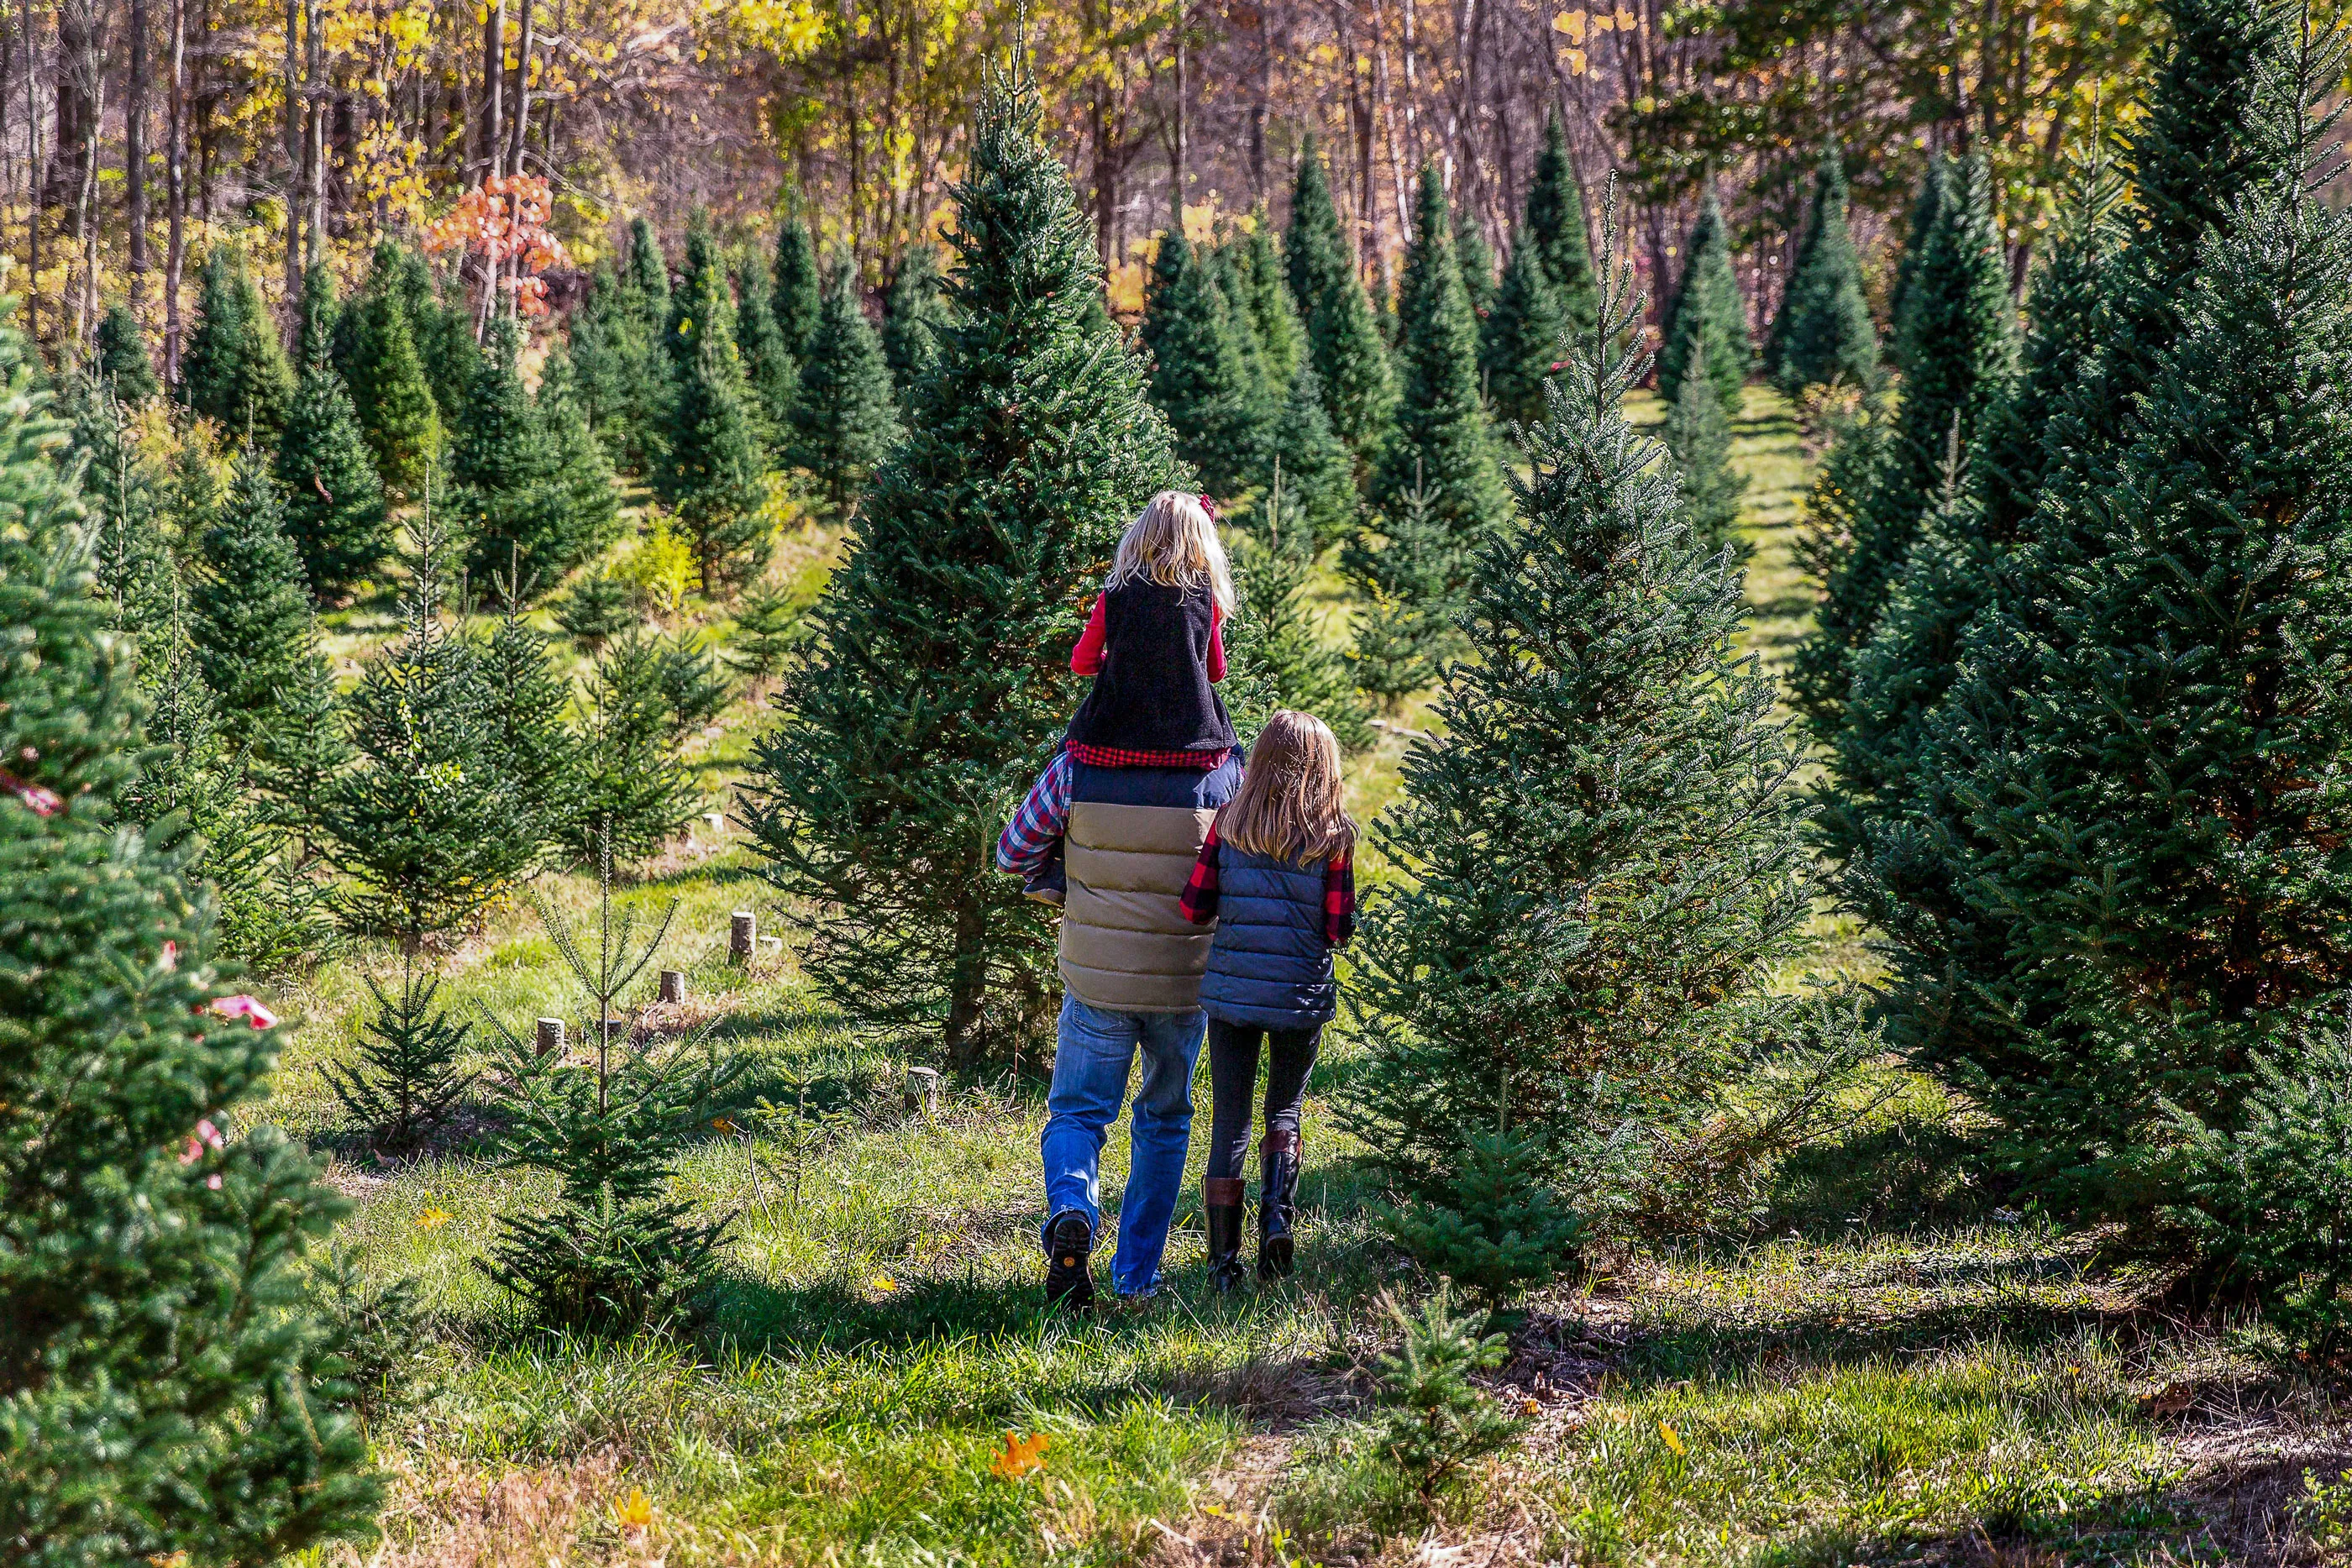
[990,1430,1050,1480]
[613,1486,654,1531]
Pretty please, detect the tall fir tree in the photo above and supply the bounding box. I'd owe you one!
[743,56,1179,1066]
[785,260,900,522]
[627,215,672,322]
[1340,235,1813,1228]
[339,242,441,501]
[731,244,799,437]
[1347,468,1467,706]
[1662,330,1746,558]
[1370,165,1509,556]
[1764,149,1879,396]
[449,315,568,591]
[881,242,953,403]
[0,320,378,1564]
[94,302,159,401]
[564,628,701,865]
[1524,116,1600,340]
[771,213,824,362]
[476,582,579,856]
[1478,232,1566,428]
[391,247,479,443]
[1836,0,2322,1223]
[1236,216,1305,391]
[1791,155,2016,737]
[569,226,671,476]
[535,342,623,569]
[1656,187,1750,414]
[188,451,315,725]
[1884,159,1950,367]
[1271,360,1357,550]
[1141,231,1271,496]
[1291,141,1396,473]
[1229,469,1372,749]
[276,284,391,599]
[68,372,175,640]
[1453,207,1497,321]
[659,215,770,594]
[178,244,294,442]
[318,519,539,949]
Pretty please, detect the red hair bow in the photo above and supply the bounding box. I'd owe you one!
[1198,494,1219,523]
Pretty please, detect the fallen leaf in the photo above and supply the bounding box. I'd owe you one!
[614,1487,654,1531]
[992,1430,1050,1480]
[417,1208,453,1230]
[1659,1419,1686,1455]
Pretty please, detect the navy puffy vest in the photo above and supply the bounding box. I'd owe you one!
[1199,843,1337,1030]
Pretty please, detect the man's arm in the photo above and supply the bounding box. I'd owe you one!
[996,752,1074,873]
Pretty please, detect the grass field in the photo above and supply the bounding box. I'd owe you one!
[277,387,2351,1567]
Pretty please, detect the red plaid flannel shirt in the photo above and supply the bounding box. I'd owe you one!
[1178,824,1356,947]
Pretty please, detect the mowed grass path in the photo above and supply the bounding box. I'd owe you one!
[281,388,2349,1567]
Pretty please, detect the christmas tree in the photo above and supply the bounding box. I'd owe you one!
[1369,165,1509,557]
[391,246,479,442]
[568,250,666,476]
[1141,231,1270,497]
[1347,468,1467,707]
[324,959,477,1152]
[882,242,953,403]
[448,313,564,588]
[1764,148,1878,397]
[1884,159,1949,365]
[477,577,580,854]
[1478,232,1565,428]
[1656,187,1749,414]
[1662,329,1746,558]
[743,53,1178,1065]
[1453,207,1496,321]
[276,295,391,600]
[1524,116,1599,339]
[1235,216,1305,392]
[318,518,539,950]
[1228,466,1372,750]
[178,243,294,441]
[785,260,900,521]
[480,865,744,1330]
[68,372,175,639]
[339,242,442,501]
[1852,18,2337,1220]
[554,569,639,652]
[188,451,317,725]
[1791,155,2016,737]
[628,214,673,321]
[771,212,824,362]
[535,342,623,570]
[659,215,770,595]
[731,244,799,436]
[94,301,160,401]
[249,643,349,856]
[1340,230,1814,1222]
[1270,360,1358,550]
[564,629,701,866]
[0,318,377,1563]
[1290,139,1395,473]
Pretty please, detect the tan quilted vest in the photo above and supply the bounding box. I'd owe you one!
[1058,798,1217,1013]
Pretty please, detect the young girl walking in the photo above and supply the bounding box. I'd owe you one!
[1179,710,1357,1288]
[1020,490,1240,903]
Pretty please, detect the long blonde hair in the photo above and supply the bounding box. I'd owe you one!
[1105,490,1237,616]
[1219,711,1355,865]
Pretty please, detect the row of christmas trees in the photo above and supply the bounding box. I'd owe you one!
[1794,0,2352,1346]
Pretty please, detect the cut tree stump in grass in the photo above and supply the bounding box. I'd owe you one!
[730,910,756,965]
[535,1017,564,1056]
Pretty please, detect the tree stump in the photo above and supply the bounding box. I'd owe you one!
[535,1017,564,1057]
[729,910,756,966]
[905,1066,942,1120]
[659,968,686,1004]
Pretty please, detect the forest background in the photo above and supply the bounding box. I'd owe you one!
[0,0,2156,369]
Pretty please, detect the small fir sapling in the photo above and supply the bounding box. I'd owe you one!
[1764,149,1878,397]
[1233,216,1305,391]
[339,241,443,499]
[535,342,624,569]
[94,301,160,401]
[480,837,747,1330]
[187,450,319,727]
[565,631,701,867]
[1347,467,1467,708]
[1268,361,1358,551]
[323,959,478,1152]
[725,583,812,679]
[276,275,392,599]
[1367,1287,1525,1522]
[478,558,582,853]
[1381,1130,1584,1319]
[771,213,823,361]
[881,242,953,405]
[731,244,800,436]
[653,627,733,737]
[1228,463,1373,750]
[659,216,771,595]
[554,570,640,651]
[178,241,294,440]
[1478,234,1566,429]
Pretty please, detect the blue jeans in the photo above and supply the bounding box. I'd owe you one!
[1039,994,1206,1297]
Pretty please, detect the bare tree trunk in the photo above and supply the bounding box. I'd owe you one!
[21,0,34,348]
[504,0,530,173]
[163,0,182,379]
[282,0,299,311]
[126,0,146,307]
[305,0,323,270]
[1371,0,1410,236]
[480,0,503,177]
[1169,1,1185,233]
[70,0,96,348]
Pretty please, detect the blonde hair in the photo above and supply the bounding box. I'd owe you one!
[1218,711,1356,865]
[1105,490,1237,616]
